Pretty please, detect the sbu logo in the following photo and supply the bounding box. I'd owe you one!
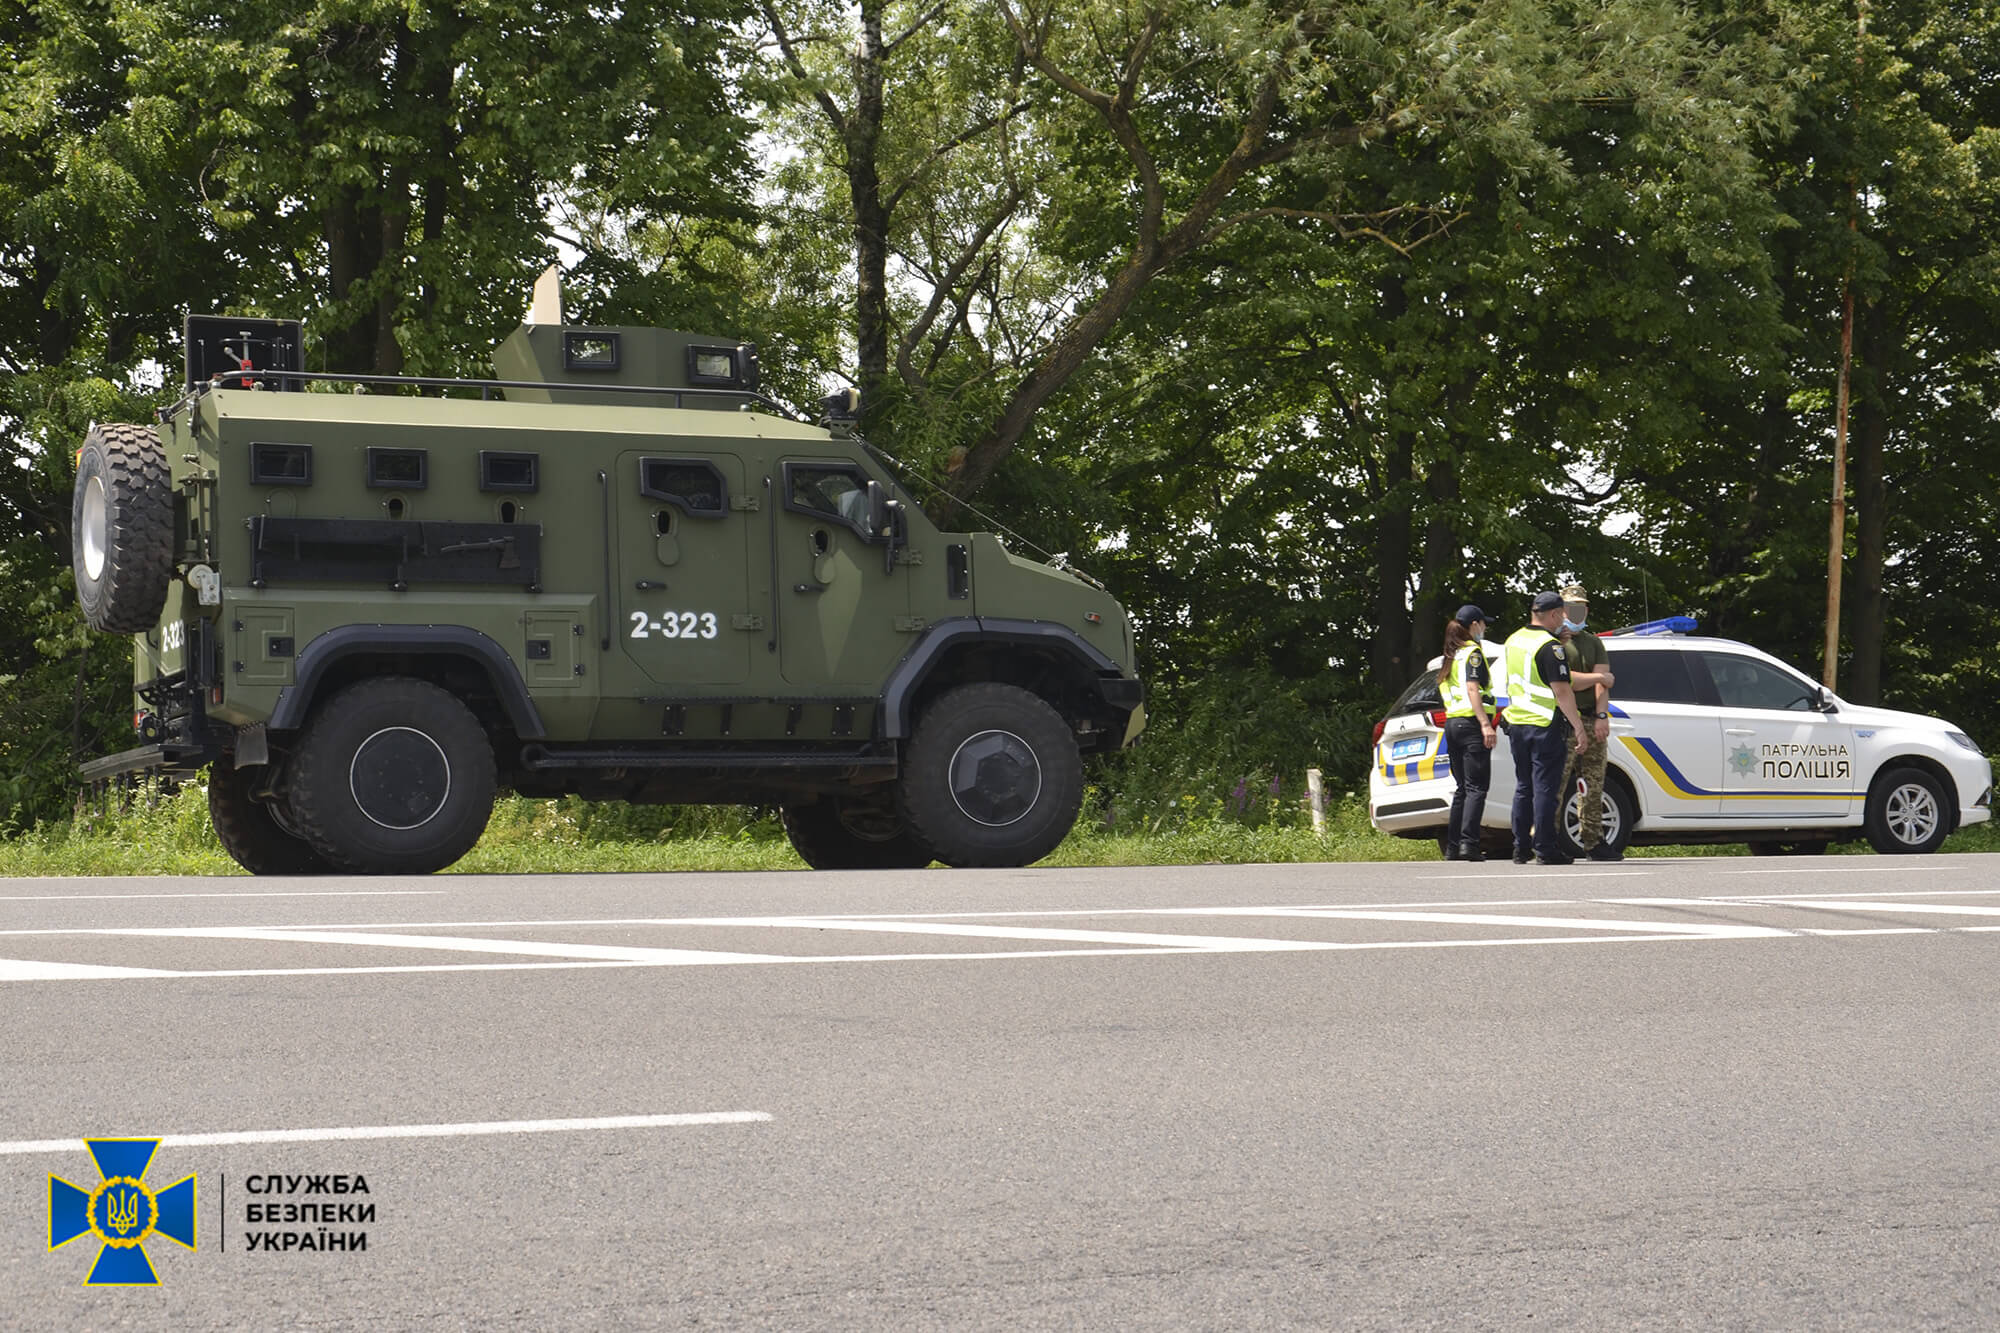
[49,1139,196,1285]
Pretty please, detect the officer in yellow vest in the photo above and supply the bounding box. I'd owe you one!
[1504,591,1592,865]
[1439,604,1496,860]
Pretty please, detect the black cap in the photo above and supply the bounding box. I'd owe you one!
[1455,604,1486,625]
[1530,591,1564,613]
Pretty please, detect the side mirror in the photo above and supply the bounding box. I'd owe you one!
[865,480,891,538]
[1817,688,1839,713]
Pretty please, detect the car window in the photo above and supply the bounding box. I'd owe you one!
[1699,652,1819,711]
[1604,648,1701,704]
[1387,669,1442,718]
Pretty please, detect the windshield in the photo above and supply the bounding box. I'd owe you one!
[1385,669,1442,720]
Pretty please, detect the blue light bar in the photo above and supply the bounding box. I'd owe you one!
[1616,615,1698,636]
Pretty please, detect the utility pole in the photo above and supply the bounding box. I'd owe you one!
[1824,0,1868,690]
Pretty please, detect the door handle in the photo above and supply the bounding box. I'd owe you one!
[1725,728,1754,735]
[793,583,826,594]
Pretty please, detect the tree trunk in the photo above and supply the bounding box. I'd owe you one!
[322,192,383,374]
[1370,432,1415,695]
[1848,297,1889,703]
[1409,458,1460,672]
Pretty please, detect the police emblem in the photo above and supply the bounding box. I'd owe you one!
[49,1139,196,1285]
[1728,743,1757,777]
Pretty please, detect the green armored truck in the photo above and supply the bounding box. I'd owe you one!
[71,294,1144,874]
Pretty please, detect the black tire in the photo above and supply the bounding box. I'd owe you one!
[288,677,496,874]
[207,761,332,876]
[898,683,1083,868]
[1560,773,1636,858]
[72,423,174,633]
[1864,766,1951,855]
[1747,839,1829,857]
[782,798,934,869]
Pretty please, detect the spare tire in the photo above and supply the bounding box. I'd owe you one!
[73,422,174,633]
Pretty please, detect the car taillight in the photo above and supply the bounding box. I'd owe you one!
[1371,718,1386,746]
[1429,709,1448,728]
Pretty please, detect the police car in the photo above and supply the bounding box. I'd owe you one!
[1367,620,1993,856]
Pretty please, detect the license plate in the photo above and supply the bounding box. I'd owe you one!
[1389,737,1428,760]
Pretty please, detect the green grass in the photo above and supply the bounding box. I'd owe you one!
[3,783,1997,876]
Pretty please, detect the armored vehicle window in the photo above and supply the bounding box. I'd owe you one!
[686,344,757,389]
[639,458,726,518]
[250,442,312,486]
[1603,648,1701,705]
[367,448,428,489]
[479,451,539,493]
[784,463,874,534]
[564,332,620,371]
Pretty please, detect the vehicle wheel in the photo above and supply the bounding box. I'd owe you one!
[1560,775,1636,857]
[782,798,934,870]
[1747,840,1829,856]
[72,423,174,633]
[1864,767,1951,855]
[288,677,496,874]
[898,683,1083,868]
[207,760,332,875]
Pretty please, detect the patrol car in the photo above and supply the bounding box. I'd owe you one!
[1367,621,1992,856]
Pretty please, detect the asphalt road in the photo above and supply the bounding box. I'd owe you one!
[2,855,1997,1329]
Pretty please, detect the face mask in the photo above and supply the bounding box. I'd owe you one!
[1562,617,1586,633]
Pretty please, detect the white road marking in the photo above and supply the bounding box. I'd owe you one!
[1712,888,2000,901]
[0,933,1803,983]
[0,1112,771,1157]
[667,917,1343,951]
[3,887,1996,983]
[1756,900,2000,918]
[114,926,786,964]
[1720,864,1907,874]
[0,890,448,901]
[1185,907,1790,937]
[0,959,176,980]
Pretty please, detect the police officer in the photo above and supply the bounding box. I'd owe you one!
[1504,591,1591,865]
[1439,604,1496,861]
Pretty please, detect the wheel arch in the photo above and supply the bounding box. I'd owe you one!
[269,625,544,741]
[882,617,1135,750]
[1866,754,1962,835]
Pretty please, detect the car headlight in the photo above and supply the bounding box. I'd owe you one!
[1947,730,1982,754]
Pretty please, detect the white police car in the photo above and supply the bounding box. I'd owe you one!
[1367,620,1993,856]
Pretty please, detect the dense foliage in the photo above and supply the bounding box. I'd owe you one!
[5,0,1996,835]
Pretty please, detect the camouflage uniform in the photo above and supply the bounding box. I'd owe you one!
[1560,626,1610,848]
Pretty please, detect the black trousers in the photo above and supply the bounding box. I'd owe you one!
[1510,720,1572,859]
[1444,716,1491,852]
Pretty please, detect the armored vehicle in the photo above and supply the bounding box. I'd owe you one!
[72,287,1144,874]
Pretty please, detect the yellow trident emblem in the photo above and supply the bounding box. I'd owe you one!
[106,1185,142,1235]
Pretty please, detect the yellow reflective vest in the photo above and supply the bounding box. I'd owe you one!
[1442,642,1488,719]
[1502,627,1559,727]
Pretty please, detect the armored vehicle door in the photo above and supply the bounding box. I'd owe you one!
[613,451,753,686]
[774,459,910,688]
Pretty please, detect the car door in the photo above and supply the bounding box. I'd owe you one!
[1696,650,1856,820]
[1603,647,1721,819]
[614,451,752,687]
[775,459,910,688]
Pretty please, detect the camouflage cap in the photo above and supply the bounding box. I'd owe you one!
[1559,582,1588,602]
